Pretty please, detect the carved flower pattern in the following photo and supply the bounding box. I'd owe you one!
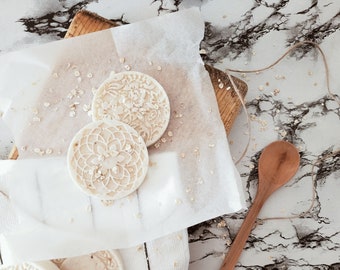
[92,71,170,146]
[59,250,123,270]
[67,120,148,200]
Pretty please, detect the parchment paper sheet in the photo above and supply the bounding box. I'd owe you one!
[0,8,245,263]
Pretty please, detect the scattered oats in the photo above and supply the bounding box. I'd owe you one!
[218,82,224,89]
[78,89,84,96]
[217,220,227,228]
[193,147,200,156]
[21,146,27,151]
[258,85,264,91]
[87,110,93,117]
[174,261,178,268]
[177,234,183,240]
[199,49,207,55]
[86,205,92,212]
[273,88,280,96]
[87,72,93,78]
[101,200,114,206]
[124,64,131,71]
[210,170,215,175]
[135,213,142,219]
[77,77,82,83]
[154,142,161,149]
[66,63,71,69]
[208,107,212,113]
[156,65,162,71]
[274,127,279,131]
[69,111,76,117]
[167,131,173,137]
[161,137,167,143]
[148,60,153,66]
[250,114,256,121]
[190,197,195,202]
[279,129,287,137]
[32,116,41,122]
[180,152,186,159]
[83,104,91,112]
[119,57,125,64]
[226,86,231,90]
[0,111,3,118]
[45,148,53,155]
[197,177,203,185]
[308,71,313,76]
[33,148,41,154]
[73,70,80,77]
[175,198,183,205]
[208,143,215,148]
[174,112,183,118]
[32,108,39,115]
[137,245,144,252]
[43,102,50,108]
[52,72,59,78]
[248,163,255,169]
[275,74,285,80]
[229,140,234,145]
[244,61,248,65]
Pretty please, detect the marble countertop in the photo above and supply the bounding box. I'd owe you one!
[0,0,339,269]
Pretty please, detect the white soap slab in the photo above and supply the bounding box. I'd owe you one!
[67,119,149,200]
[92,71,170,146]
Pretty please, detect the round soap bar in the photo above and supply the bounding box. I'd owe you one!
[92,71,170,146]
[67,119,149,200]
[59,250,123,270]
[0,261,59,270]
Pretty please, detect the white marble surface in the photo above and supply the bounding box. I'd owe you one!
[0,0,339,269]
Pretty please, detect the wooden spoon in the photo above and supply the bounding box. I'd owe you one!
[220,140,300,270]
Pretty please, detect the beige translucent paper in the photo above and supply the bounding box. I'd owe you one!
[0,8,245,263]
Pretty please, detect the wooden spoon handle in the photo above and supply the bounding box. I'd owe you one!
[220,196,266,270]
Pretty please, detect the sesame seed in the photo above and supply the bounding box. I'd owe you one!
[157,65,162,71]
[119,57,125,64]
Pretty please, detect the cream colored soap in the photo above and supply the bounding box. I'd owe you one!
[0,261,59,270]
[92,71,170,146]
[67,119,149,200]
[59,250,123,270]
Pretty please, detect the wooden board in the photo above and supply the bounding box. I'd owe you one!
[8,10,247,160]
